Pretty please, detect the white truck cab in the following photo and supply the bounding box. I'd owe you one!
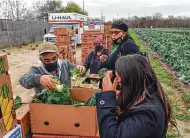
[43,13,88,45]
[43,24,75,43]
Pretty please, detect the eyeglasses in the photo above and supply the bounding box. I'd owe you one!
[43,56,58,64]
[111,31,123,35]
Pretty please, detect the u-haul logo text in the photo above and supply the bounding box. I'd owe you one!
[51,16,72,20]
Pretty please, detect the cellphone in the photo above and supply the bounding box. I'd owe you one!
[111,70,116,83]
[99,70,117,89]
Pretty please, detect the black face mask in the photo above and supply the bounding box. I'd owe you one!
[113,37,123,44]
[44,61,58,72]
[95,45,104,53]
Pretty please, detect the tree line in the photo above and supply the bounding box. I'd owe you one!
[0,0,88,21]
[113,13,190,28]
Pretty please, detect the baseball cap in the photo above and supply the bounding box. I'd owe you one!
[39,42,58,55]
[94,38,104,43]
[111,21,128,32]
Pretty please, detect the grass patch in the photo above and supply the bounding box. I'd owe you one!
[129,29,148,52]
[129,29,172,85]
[166,132,179,138]
[169,98,190,121]
[182,93,190,104]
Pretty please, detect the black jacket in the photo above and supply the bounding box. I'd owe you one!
[96,91,167,138]
[107,37,139,70]
[84,48,109,74]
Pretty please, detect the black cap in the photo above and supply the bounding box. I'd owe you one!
[111,21,128,32]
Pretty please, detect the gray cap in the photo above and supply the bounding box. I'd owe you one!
[39,42,58,55]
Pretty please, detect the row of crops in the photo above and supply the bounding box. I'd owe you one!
[133,28,190,84]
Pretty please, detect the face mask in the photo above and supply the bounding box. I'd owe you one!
[113,37,122,44]
[44,61,58,72]
[95,45,104,53]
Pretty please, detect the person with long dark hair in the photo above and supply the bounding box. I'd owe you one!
[96,54,173,138]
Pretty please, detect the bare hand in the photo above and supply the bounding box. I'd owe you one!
[102,72,120,100]
[76,65,86,74]
[102,72,114,92]
[40,75,56,90]
[99,55,108,62]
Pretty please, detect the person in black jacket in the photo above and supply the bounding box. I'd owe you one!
[96,54,173,138]
[100,21,139,70]
[84,38,109,74]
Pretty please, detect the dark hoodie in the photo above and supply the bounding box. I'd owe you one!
[96,91,167,138]
[84,47,109,74]
[107,36,139,70]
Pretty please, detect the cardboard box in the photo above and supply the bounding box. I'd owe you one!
[69,30,76,36]
[58,46,69,54]
[81,34,93,39]
[54,28,69,36]
[0,54,9,75]
[82,31,102,35]
[32,134,99,138]
[0,74,16,136]
[56,36,71,43]
[56,42,71,47]
[82,39,94,44]
[0,74,16,137]
[3,124,22,138]
[92,34,103,39]
[16,104,31,138]
[30,89,98,136]
[81,43,94,48]
[0,118,6,138]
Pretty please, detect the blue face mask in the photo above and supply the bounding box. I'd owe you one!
[44,61,58,72]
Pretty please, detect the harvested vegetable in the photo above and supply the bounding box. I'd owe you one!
[98,68,107,79]
[84,91,101,106]
[70,68,82,81]
[0,58,5,74]
[32,76,72,105]
[13,96,22,110]
[32,75,99,106]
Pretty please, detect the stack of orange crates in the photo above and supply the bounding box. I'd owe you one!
[103,23,113,51]
[81,31,103,64]
[54,28,76,64]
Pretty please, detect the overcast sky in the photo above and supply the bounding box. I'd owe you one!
[19,0,190,20]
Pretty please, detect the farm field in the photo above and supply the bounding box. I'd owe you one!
[133,28,190,84]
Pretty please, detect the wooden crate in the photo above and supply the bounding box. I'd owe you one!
[56,36,70,43]
[54,28,69,36]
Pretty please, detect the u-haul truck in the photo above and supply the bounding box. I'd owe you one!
[43,13,88,44]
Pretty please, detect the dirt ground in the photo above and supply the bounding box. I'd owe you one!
[1,43,82,103]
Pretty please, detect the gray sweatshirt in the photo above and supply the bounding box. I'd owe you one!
[19,59,75,94]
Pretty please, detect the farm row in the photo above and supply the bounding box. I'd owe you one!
[133,28,190,84]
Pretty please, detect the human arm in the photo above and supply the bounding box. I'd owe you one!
[96,72,160,138]
[96,91,160,138]
[19,67,56,90]
[66,59,86,74]
[83,52,93,73]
